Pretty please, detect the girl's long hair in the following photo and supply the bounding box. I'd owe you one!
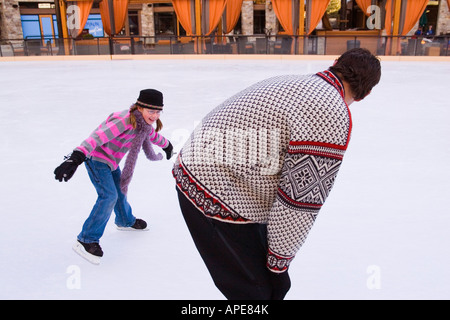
[129,104,163,132]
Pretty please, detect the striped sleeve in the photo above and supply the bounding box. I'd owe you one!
[148,127,169,149]
[75,111,131,156]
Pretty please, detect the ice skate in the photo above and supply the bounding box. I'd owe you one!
[72,240,103,265]
[116,218,148,231]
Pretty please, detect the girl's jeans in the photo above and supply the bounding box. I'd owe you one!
[77,159,136,244]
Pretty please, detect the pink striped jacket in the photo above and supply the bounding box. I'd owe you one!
[75,109,169,170]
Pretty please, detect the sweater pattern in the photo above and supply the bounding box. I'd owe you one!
[173,72,352,273]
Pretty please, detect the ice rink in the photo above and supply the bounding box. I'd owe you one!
[0,56,449,300]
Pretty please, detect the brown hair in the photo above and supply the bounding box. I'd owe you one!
[329,48,381,101]
[129,104,163,132]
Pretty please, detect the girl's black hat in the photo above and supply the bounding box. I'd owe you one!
[136,89,163,110]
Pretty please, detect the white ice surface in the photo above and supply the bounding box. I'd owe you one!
[0,57,449,300]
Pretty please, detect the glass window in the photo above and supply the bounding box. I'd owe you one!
[53,15,59,38]
[154,12,176,36]
[84,14,104,37]
[41,16,53,39]
[254,9,265,34]
[21,15,41,39]
[129,11,139,36]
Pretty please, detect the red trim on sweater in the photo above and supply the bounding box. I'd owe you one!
[316,71,353,148]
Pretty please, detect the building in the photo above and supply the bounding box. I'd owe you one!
[1,0,449,56]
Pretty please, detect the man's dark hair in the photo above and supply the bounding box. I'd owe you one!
[329,48,381,101]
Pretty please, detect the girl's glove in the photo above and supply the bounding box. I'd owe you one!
[54,150,86,182]
[163,141,174,160]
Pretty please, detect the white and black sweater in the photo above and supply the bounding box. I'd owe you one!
[173,70,352,273]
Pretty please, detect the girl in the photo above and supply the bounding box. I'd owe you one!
[54,89,173,265]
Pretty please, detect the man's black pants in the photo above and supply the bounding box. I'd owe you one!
[177,189,291,300]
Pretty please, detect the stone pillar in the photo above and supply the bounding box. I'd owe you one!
[140,3,155,44]
[265,0,278,37]
[241,0,253,35]
[0,0,23,41]
[436,0,450,36]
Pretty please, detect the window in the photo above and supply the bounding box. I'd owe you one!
[21,15,41,39]
[117,11,139,36]
[154,12,176,36]
[21,14,58,41]
[128,11,139,36]
[40,15,55,41]
[254,9,265,34]
[84,14,104,37]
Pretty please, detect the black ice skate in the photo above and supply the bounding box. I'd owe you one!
[116,218,148,231]
[72,240,103,265]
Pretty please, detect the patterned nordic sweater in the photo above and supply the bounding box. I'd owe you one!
[173,71,352,273]
[76,109,169,170]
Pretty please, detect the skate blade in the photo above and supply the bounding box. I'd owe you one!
[116,226,149,231]
[72,242,101,265]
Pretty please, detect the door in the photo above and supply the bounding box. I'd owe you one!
[39,15,56,46]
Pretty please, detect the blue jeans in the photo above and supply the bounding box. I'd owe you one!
[77,159,136,244]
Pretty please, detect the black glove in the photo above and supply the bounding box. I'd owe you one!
[163,141,174,160]
[54,150,86,182]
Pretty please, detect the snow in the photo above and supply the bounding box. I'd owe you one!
[0,57,449,300]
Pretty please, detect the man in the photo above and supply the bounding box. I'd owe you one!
[173,48,381,299]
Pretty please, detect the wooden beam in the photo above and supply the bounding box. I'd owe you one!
[391,0,401,55]
[195,0,202,36]
[298,0,305,54]
[194,0,202,53]
[299,0,305,36]
[128,0,158,4]
[58,0,70,54]
[392,0,401,37]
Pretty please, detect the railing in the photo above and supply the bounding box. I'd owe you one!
[1,34,449,57]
